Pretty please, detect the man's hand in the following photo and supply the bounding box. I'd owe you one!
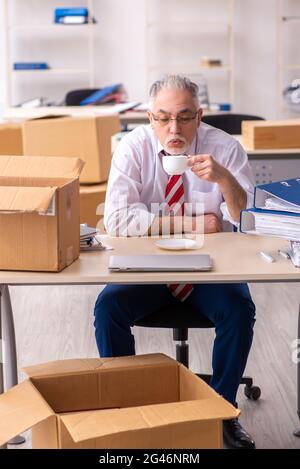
[203,213,222,233]
[187,153,247,222]
[187,154,228,183]
[185,213,221,234]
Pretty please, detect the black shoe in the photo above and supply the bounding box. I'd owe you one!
[223,418,256,449]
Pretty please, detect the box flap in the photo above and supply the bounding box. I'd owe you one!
[23,358,110,378]
[61,398,239,443]
[23,354,175,378]
[0,380,55,446]
[0,186,56,214]
[0,155,84,179]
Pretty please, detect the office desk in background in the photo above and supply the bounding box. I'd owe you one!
[3,106,300,182]
[1,106,228,130]
[234,135,300,184]
[1,232,300,445]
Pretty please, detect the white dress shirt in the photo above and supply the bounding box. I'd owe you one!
[104,123,254,236]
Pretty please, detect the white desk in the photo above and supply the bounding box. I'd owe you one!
[0,232,299,445]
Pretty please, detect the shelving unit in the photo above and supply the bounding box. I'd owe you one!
[4,0,96,107]
[277,0,300,116]
[145,0,235,108]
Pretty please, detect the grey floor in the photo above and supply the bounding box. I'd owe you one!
[5,282,300,449]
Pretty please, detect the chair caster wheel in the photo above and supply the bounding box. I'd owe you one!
[244,385,261,400]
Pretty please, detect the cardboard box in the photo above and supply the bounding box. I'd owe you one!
[242,119,300,150]
[0,354,238,449]
[22,115,120,184]
[0,123,23,155]
[0,155,84,271]
[80,183,106,229]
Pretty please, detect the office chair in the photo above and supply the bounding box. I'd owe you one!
[134,303,261,400]
[65,88,100,106]
[201,113,265,135]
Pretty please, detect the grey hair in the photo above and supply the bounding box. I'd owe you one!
[149,75,200,110]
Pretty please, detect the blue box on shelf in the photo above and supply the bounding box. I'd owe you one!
[54,7,89,24]
[13,62,49,70]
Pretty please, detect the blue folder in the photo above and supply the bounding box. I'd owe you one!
[254,178,300,211]
[79,84,122,105]
[239,207,300,241]
[54,8,88,18]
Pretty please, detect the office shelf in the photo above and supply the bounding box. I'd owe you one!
[12,68,91,75]
[4,0,96,107]
[145,0,235,107]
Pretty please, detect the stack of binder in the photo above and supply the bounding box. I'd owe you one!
[240,178,300,266]
[80,224,104,251]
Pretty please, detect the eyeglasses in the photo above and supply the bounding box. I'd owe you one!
[152,110,199,126]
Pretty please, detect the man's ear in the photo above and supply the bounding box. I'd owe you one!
[197,108,203,127]
[147,110,153,124]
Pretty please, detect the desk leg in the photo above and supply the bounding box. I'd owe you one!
[0,285,25,446]
[294,302,300,438]
[0,285,7,449]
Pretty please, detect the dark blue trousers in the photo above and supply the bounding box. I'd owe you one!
[94,283,256,404]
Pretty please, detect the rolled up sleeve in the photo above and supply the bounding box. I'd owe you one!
[220,141,254,227]
[104,139,155,237]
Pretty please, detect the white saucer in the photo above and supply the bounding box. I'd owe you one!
[155,238,198,251]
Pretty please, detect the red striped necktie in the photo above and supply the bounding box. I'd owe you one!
[164,168,194,302]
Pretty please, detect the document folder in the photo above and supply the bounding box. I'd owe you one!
[254,178,300,213]
[240,208,300,242]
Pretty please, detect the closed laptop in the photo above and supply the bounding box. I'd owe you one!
[108,254,213,272]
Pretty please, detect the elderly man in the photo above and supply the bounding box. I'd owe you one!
[94,75,256,449]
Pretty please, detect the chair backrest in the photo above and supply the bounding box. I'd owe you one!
[65,88,101,106]
[201,113,265,135]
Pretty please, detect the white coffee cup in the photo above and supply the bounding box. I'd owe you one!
[162,154,188,175]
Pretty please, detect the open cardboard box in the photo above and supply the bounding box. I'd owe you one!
[0,155,84,271]
[0,354,239,449]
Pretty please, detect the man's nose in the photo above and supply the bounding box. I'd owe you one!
[169,118,180,133]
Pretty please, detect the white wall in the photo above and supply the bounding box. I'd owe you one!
[0,0,299,119]
[0,0,7,114]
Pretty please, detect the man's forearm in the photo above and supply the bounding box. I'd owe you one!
[219,171,247,222]
[148,214,210,235]
[148,215,185,236]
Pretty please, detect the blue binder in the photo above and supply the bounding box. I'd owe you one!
[239,207,300,242]
[254,178,300,212]
[79,84,122,105]
[13,62,49,70]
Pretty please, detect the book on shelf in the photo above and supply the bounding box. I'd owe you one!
[54,7,89,24]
